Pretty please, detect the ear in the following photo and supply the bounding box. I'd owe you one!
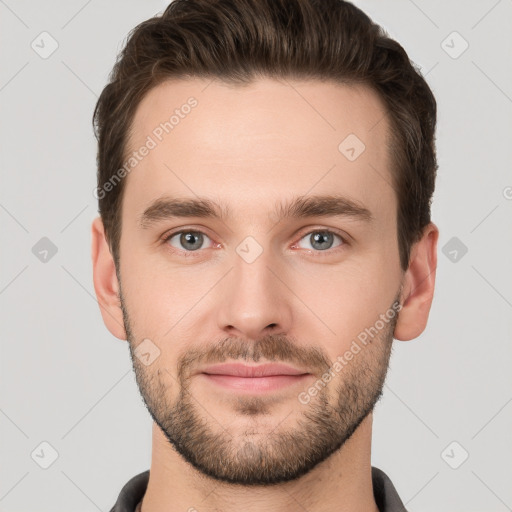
[394,222,439,341]
[91,216,127,340]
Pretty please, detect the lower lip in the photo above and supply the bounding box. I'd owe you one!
[201,373,311,393]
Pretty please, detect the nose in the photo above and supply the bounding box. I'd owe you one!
[216,246,293,341]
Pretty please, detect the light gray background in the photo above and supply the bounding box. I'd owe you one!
[1,1,511,511]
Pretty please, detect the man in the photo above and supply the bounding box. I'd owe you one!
[91,0,439,511]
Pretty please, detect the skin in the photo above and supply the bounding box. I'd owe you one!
[91,77,438,512]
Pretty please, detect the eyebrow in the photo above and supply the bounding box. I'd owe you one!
[139,194,374,229]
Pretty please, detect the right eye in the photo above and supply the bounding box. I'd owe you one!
[163,229,214,253]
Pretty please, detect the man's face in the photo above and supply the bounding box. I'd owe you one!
[117,78,404,485]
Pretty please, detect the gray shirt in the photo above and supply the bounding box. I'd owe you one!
[109,466,408,512]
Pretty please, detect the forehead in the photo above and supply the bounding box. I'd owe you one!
[123,77,396,226]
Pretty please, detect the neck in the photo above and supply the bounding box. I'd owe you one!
[140,413,379,512]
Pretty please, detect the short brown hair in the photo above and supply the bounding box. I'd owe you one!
[93,0,437,272]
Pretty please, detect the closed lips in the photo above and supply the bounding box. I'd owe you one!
[200,363,309,378]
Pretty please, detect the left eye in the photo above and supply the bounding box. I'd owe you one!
[295,230,345,252]
[163,229,345,254]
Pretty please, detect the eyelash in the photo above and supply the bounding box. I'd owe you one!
[161,227,349,258]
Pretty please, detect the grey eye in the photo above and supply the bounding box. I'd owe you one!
[297,231,343,251]
[168,231,210,251]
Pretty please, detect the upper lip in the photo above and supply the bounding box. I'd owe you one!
[200,363,309,378]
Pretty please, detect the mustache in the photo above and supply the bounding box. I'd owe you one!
[176,334,332,382]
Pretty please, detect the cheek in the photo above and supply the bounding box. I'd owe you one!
[118,246,174,334]
[119,248,217,341]
[295,254,398,346]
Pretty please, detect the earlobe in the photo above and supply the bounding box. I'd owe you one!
[91,216,127,340]
[394,222,439,341]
